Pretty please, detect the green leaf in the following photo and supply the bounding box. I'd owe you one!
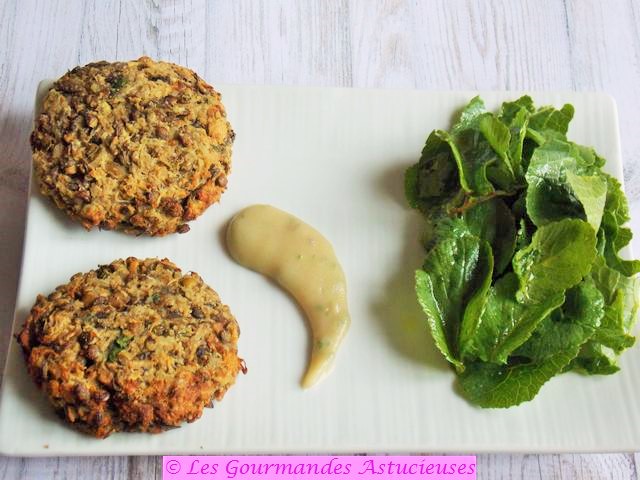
[407,95,640,408]
[525,141,585,226]
[415,235,494,368]
[590,256,638,353]
[514,277,604,362]
[601,174,630,226]
[507,108,530,177]
[514,217,532,251]
[459,278,602,408]
[446,97,494,194]
[568,341,620,375]
[511,191,527,220]
[479,113,516,184]
[470,273,565,364]
[436,129,495,195]
[565,171,607,231]
[406,131,462,216]
[453,96,487,132]
[458,353,575,408]
[462,198,516,275]
[604,227,640,276]
[567,256,639,376]
[407,96,524,215]
[498,96,536,177]
[499,96,535,125]
[429,199,516,276]
[525,139,607,229]
[528,103,574,138]
[513,219,597,304]
[448,96,515,193]
[600,174,640,275]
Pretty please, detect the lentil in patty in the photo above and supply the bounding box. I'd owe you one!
[17,257,244,438]
[31,57,234,236]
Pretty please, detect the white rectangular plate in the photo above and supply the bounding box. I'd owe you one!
[0,86,637,456]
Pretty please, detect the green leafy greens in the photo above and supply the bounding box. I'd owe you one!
[406,96,639,408]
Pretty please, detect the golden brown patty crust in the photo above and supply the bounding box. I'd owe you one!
[31,57,234,236]
[17,258,244,438]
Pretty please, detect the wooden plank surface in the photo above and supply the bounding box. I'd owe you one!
[1,0,639,478]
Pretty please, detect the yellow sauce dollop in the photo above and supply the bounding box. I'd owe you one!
[226,204,351,388]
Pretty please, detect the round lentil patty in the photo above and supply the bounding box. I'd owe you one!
[17,258,244,438]
[31,57,234,236]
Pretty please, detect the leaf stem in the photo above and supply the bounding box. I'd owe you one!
[448,187,523,216]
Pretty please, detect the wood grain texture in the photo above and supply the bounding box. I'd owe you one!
[477,454,637,480]
[0,0,638,478]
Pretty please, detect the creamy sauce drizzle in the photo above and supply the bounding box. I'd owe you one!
[226,204,351,388]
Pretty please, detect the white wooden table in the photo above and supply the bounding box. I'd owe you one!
[1,1,639,478]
